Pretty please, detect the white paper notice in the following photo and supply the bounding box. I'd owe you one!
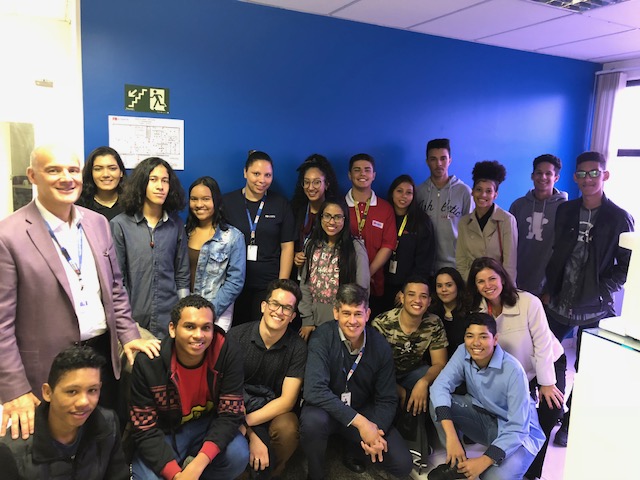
[108,115,184,170]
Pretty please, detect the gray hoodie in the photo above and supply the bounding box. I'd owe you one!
[509,188,568,295]
[415,175,473,272]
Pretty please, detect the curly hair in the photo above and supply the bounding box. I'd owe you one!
[472,160,507,189]
[79,146,126,203]
[170,294,216,325]
[185,176,229,234]
[466,257,518,311]
[121,157,185,215]
[291,154,340,233]
[304,199,358,286]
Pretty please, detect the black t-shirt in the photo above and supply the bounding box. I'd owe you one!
[223,189,295,289]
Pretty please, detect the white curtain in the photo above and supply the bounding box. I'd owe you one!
[590,71,627,158]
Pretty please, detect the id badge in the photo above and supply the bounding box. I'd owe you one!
[247,244,258,261]
[340,391,352,406]
[388,259,398,274]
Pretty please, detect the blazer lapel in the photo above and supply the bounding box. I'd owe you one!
[24,201,74,302]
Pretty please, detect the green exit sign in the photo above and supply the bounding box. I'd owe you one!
[125,84,170,114]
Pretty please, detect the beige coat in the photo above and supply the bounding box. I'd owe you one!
[456,204,518,283]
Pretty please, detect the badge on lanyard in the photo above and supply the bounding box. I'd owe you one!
[388,259,398,274]
[340,391,352,406]
[247,244,258,261]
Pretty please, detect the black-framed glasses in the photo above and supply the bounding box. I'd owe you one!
[320,213,345,223]
[302,179,324,188]
[265,299,295,316]
[575,169,603,179]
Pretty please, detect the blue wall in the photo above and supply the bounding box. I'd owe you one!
[82,0,599,206]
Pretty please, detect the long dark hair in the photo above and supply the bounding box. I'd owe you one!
[291,154,340,231]
[467,257,518,311]
[185,176,229,235]
[304,200,358,285]
[122,157,185,215]
[79,146,126,203]
[387,174,433,235]
[431,267,466,315]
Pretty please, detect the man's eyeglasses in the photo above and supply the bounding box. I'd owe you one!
[302,179,324,188]
[320,213,345,223]
[575,169,603,179]
[265,299,295,316]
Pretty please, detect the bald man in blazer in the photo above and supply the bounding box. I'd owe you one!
[0,145,160,440]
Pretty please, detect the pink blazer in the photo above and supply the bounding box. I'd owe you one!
[0,201,140,403]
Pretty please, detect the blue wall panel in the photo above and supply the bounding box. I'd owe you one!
[82,0,599,206]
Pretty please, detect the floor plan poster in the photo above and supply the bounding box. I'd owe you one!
[108,115,184,170]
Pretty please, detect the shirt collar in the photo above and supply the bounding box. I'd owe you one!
[35,198,83,231]
[464,342,505,370]
[337,322,367,355]
[133,209,169,224]
[252,320,290,350]
[345,189,378,207]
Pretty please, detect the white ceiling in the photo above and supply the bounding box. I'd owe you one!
[242,0,640,64]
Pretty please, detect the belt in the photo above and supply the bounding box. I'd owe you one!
[75,332,109,350]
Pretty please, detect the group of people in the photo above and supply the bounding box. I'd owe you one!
[0,139,633,480]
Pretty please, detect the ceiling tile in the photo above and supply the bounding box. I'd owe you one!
[539,29,640,62]
[481,13,632,51]
[410,0,570,41]
[240,0,352,16]
[582,0,640,29]
[332,0,484,29]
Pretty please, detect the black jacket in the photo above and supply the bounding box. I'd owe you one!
[0,403,128,480]
[546,195,634,317]
[129,330,245,477]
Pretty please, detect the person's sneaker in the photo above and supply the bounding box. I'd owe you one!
[553,424,568,447]
[427,463,466,480]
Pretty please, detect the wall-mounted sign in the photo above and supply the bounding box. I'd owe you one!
[125,84,170,114]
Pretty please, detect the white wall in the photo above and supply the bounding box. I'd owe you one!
[0,1,83,219]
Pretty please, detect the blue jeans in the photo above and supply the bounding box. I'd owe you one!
[132,416,249,479]
[429,395,535,480]
[397,364,431,391]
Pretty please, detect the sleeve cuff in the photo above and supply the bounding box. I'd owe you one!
[161,460,182,480]
[200,441,221,462]
[435,405,453,422]
[484,445,506,465]
[178,288,190,299]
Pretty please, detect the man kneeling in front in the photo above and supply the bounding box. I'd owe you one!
[129,294,248,479]
[300,283,412,480]
[0,345,129,479]
[429,313,544,480]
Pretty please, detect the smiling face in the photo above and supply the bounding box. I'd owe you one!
[400,282,430,318]
[472,180,498,215]
[334,302,370,346]
[27,147,82,219]
[169,306,214,366]
[392,181,414,215]
[475,267,503,305]
[92,154,123,194]
[531,161,559,198]
[244,159,273,200]
[464,324,498,369]
[145,164,170,207]
[302,167,327,204]
[435,273,458,307]
[189,184,215,225]
[320,203,346,243]
[574,160,608,200]
[348,160,376,191]
[426,148,451,182]
[261,288,297,334]
[42,367,101,435]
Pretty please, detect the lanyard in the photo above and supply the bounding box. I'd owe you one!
[244,190,266,245]
[345,348,365,385]
[46,222,84,290]
[393,215,408,254]
[353,197,371,237]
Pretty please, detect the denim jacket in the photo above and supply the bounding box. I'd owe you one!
[193,224,246,318]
